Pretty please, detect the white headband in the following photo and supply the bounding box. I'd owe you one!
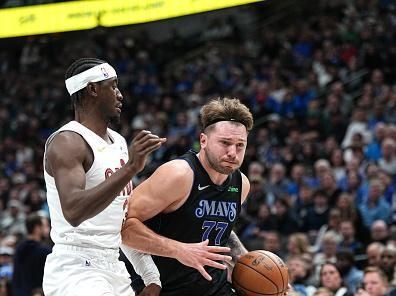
[65,63,117,95]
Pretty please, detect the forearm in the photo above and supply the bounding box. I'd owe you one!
[121,217,182,258]
[227,231,248,263]
[120,244,161,287]
[62,165,138,226]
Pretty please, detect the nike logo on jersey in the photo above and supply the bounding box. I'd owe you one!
[198,184,210,191]
[98,146,106,152]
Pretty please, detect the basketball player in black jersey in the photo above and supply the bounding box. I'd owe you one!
[122,98,253,295]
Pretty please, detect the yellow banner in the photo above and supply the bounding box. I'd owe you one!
[0,0,262,38]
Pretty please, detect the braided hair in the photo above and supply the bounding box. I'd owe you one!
[64,57,107,107]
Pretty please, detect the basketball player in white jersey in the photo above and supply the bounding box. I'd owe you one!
[42,58,164,296]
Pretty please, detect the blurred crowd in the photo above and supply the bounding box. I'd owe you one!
[0,0,396,295]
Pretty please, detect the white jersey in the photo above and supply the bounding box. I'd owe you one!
[43,121,132,250]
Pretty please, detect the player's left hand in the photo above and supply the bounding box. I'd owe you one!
[137,283,161,296]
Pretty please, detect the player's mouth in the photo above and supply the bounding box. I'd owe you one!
[116,104,122,113]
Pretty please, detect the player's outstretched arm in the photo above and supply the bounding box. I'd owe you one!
[121,160,232,281]
[46,130,165,227]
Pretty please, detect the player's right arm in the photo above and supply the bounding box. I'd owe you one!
[121,160,232,281]
[45,130,164,227]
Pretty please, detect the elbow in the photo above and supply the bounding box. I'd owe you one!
[67,219,81,228]
[121,217,140,244]
[62,209,84,227]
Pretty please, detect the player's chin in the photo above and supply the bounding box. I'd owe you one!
[221,166,237,175]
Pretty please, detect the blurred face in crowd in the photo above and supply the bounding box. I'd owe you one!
[320,263,342,291]
[322,238,338,257]
[368,181,384,201]
[381,138,395,159]
[288,257,307,282]
[201,121,247,175]
[340,221,355,241]
[270,164,285,183]
[331,149,343,166]
[336,194,352,211]
[347,171,361,189]
[321,173,336,190]
[263,232,280,253]
[292,165,305,182]
[299,186,313,204]
[287,237,299,255]
[314,193,328,208]
[370,221,388,241]
[363,271,388,296]
[366,243,384,266]
[380,249,396,271]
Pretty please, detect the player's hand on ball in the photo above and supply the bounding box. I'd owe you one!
[137,283,161,296]
[176,239,232,281]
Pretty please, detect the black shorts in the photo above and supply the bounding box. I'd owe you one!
[210,281,237,296]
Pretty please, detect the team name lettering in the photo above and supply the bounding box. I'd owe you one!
[195,200,237,222]
[105,159,132,196]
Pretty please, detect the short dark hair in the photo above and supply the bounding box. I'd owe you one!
[25,213,44,235]
[65,57,107,107]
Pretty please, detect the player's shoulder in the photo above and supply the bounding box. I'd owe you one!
[46,130,88,158]
[154,159,193,179]
[49,130,86,148]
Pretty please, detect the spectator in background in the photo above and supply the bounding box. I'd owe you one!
[359,180,391,228]
[339,171,364,203]
[294,184,314,223]
[358,266,395,296]
[370,220,391,245]
[240,203,276,250]
[302,190,331,242]
[312,208,343,253]
[335,193,365,242]
[263,162,290,206]
[0,200,26,237]
[313,232,341,281]
[0,246,13,282]
[366,242,385,267]
[286,233,312,260]
[318,262,352,296]
[336,249,363,294]
[288,164,309,198]
[378,138,396,176]
[263,230,284,258]
[320,171,342,207]
[273,197,300,237]
[288,255,317,296]
[379,245,396,287]
[364,123,387,162]
[338,220,365,256]
[330,148,346,183]
[12,213,51,296]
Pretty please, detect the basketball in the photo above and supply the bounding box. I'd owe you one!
[232,250,289,296]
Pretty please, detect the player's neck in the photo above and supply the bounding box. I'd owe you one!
[75,112,111,143]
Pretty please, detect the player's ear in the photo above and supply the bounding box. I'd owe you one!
[200,133,207,148]
[86,82,98,97]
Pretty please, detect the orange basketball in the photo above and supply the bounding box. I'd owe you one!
[232,250,289,296]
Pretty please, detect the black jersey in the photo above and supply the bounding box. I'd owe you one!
[153,150,242,296]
